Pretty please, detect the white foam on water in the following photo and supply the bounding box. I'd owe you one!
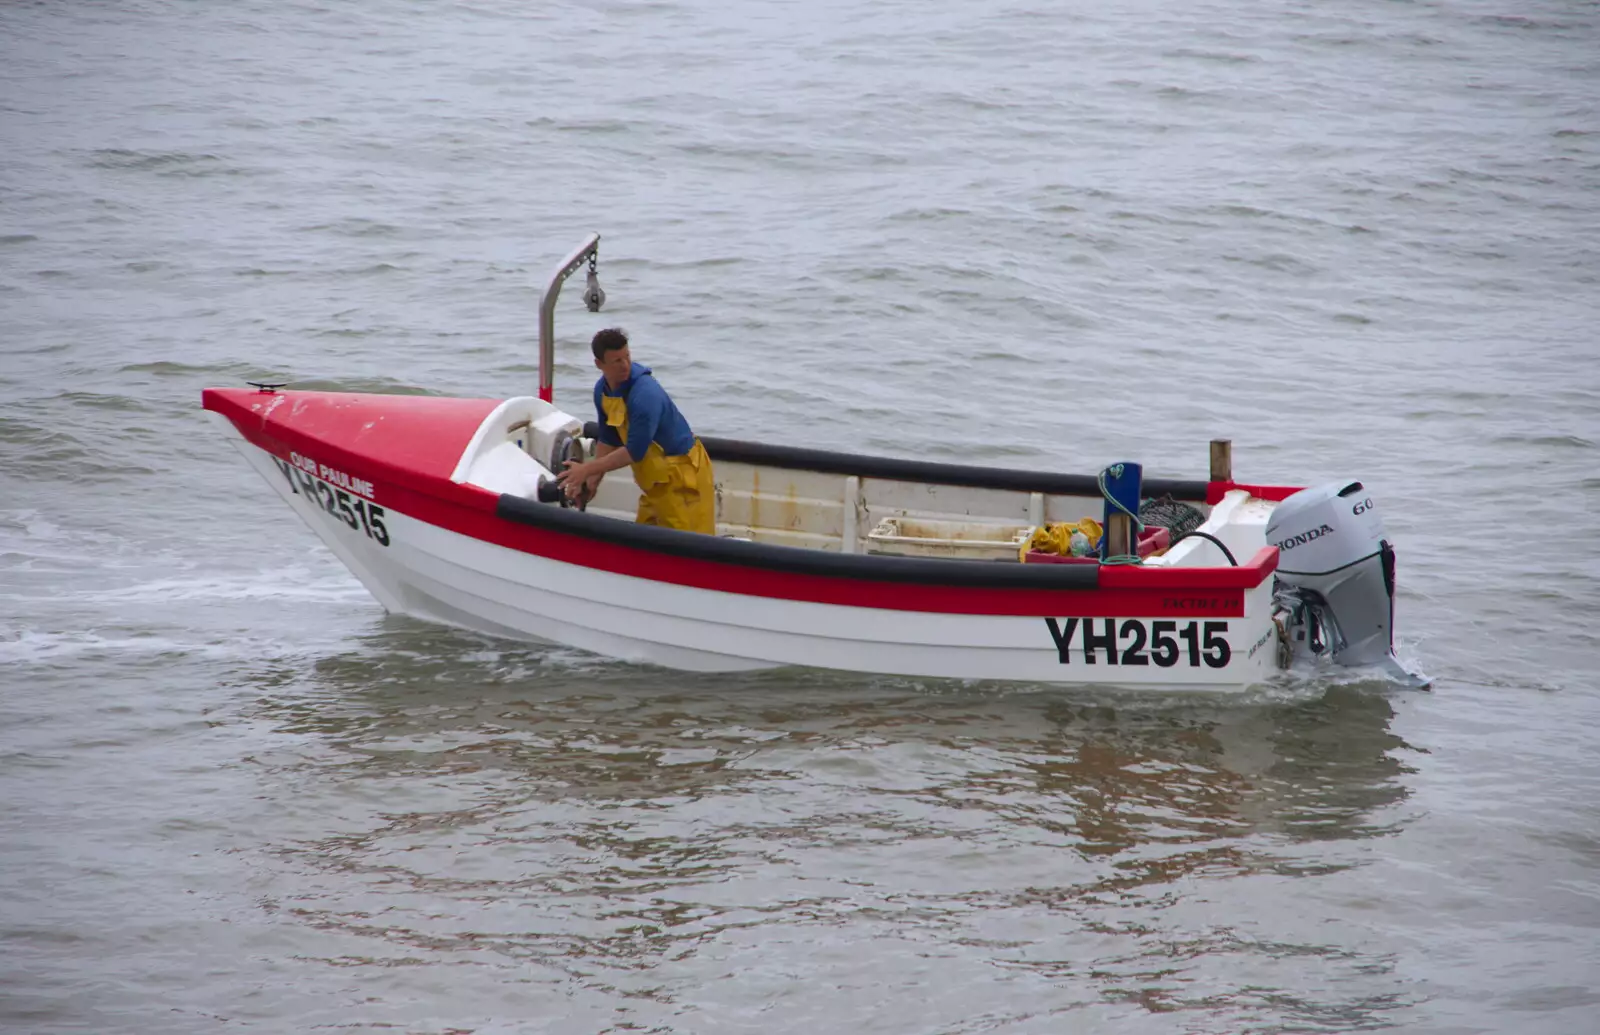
[89,569,369,605]
[0,627,271,666]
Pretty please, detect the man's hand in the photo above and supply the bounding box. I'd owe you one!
[556,441,633,502]
[556,458,593,500]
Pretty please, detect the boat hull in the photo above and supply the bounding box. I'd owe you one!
[216,417,1280,690]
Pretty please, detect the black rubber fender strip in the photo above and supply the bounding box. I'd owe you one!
[697,436,1212,501]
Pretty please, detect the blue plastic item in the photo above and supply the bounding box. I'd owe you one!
[1099,462,1144,559]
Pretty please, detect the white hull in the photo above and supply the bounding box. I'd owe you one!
[223,423,1281,691]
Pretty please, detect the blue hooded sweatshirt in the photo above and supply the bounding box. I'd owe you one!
[592,362,697,461]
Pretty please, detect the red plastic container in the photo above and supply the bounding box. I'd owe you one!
[1024,525,1171,564]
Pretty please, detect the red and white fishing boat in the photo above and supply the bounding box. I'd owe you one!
[204,234,1416,690]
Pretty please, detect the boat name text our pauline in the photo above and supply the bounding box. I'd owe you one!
[288,451,375,500]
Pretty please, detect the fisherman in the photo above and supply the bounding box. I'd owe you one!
[555,328,716,534]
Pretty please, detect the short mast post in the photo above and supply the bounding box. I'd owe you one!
[537,233,602,403]
[1209,438,1233,484]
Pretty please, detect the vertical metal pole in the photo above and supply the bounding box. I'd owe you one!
[537,233,601,403]
[842,476,861,554]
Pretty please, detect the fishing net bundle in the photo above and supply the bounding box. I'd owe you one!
[1138,495,1206,537]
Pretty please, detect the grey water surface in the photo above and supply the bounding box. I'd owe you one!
[3,1,1598,1032]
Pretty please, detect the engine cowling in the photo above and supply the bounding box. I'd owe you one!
[1267,481,1396,668]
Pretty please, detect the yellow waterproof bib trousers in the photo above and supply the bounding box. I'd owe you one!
[601,395,716,534]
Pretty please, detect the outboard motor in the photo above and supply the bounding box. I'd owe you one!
[1267,481,1397,668]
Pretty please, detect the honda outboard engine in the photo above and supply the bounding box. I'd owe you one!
[1267,481,1397,668]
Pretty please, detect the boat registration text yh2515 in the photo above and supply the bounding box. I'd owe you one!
[1045,617,1233,667]
[270,455,391,547]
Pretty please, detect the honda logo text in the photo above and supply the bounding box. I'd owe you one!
[1274,523,1335,550]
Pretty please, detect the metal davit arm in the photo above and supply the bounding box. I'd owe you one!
[537,232,604,403]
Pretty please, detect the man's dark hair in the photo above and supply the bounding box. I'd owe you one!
[591,327,629,361]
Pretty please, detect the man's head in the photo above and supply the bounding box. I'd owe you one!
[591,328,632,389]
